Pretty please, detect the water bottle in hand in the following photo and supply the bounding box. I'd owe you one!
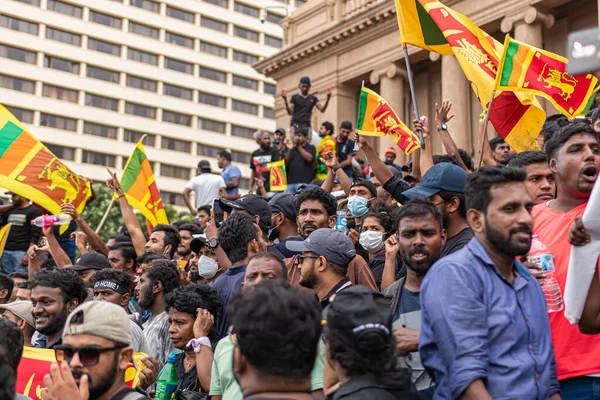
[528,235,563,313]
[31,214,72,227]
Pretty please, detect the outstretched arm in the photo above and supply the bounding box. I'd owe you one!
[282,90,294,116]
[414,119,433,175]
[435,101,470,173]
[315,86,332,113]
[42,226,73,268]
[354,133,393,186]
[61,203,109,256]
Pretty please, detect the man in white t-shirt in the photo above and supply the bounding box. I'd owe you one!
[183,160,227,214]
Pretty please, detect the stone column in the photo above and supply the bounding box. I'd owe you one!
[441,56,471,152]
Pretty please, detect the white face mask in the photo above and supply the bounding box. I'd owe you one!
[359,231,385,253]
[198,255,219,279]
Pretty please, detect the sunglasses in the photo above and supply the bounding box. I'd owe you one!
[297,255,320,264]
[54,344,127,366]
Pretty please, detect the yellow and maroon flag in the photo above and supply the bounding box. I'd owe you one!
[0,223,10,258]
[395,0,546,152]
[356,87,421,155]
[496,36,599,118]
[119,139,168,228]
[268,159,287,192]
[0,104,91,217]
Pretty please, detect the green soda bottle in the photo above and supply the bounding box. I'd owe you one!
[154,356,178,399]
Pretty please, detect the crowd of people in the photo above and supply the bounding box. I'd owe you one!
[2,74,600,400]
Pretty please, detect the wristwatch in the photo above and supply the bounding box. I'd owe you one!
[207,238,218,249]
[332,164,343,173]
[437,123,448,131]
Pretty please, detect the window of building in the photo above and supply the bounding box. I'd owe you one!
[85,93,118,111]
[234,2,259,18]
[160,191,186,206]
[199,66,226,82]
[42,84,78,102]
[198,118,225,133]
[231,150,251,164]
[165,32,194,48]
[164,58,193,74]
[43,55,79,73]
[163,83,192,100]
[296,0,307,7]
[124,129,156,146]
[231,124,255,139]
[200,16,227,32]
[45,144,75,160]
[197,144,221,157]
[128,21,158,39]
[45,27,81,46]
[200,42,227,58]
[166,6,194,23]
[263,83,276,95]
[160,164,190,180]
[47,0,82,18]
[233,26,258,42]
[82,150,116,167]
[233,50,258,65]
[6,106,33,123]
[83,122,118,139]
[162,137,191,153]
[87,38,120,56]
[265,35,283,48]
[162,110,192,126]
[88,10,122,29]
[266,12,283,24]
[126,75,157,92]
[127,48,158,65]
[13,0,40,6]
[130,0,159,13]
[40,113,77,131]
[1,44,36,64]
[232,75,258,90]
[198,92,226,108]
[203,0,228,7]
[263,107,276,119]
[125,102,156,119]
[0,75,35,93]
[86,65,119,83]
[232,100,257,115]
[0,15,39,35]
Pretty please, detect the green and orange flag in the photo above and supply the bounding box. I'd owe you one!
[268,159,287,192]
[119,139,168,228]
[357,87,421,155]
[495,36,599,118]
[0,104,91,218]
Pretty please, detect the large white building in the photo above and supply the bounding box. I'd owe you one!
[0,0,302,207]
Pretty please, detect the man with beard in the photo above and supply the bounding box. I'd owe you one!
[41,301,151,400]
[144,224,181,260]
[489,137,513,165]
[107,242,137,277]
[267,193,302,258]
[176,223,201,264]
[382,199,446,399]
[508,151,556,204]
[420,167,560,400]
[532,122,600,398]
[32,269,87,349]
[67,252,112,287]
[249,131,280,194]
[284,188,377,291]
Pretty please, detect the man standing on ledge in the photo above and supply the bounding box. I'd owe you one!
[282,76,331,137]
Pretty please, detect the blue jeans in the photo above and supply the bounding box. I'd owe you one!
[560,376,600,400]
[1,249,27,273]
[286,183,306,194]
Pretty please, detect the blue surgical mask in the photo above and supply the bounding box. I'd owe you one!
[348,196,369,217]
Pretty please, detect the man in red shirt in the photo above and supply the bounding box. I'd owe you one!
[532,121,600,398]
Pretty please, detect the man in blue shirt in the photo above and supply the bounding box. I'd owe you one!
[217,150,242,199]
[420,166,560,400]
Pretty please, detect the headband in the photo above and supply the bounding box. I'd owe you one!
[94,280,129,295]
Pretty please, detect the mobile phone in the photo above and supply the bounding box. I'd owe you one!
[212,198,224,227]
[567,27,600,76]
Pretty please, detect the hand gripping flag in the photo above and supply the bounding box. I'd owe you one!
[395,0,546,152]
[0,104,91,220]
[268,160,287,192]
[496,36,599,118]
[119,140,168,228]
[356,87,421,155]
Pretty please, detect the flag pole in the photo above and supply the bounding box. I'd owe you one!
[475,89,497,168]
[95,197,115,234]
[403,44,424,149]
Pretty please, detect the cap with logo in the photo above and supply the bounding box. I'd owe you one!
[286,228,356,268]
[67,252,111,272]
[219,194,272,228]
[0,300,35,328]
[269,193,297,221]
[63,301,132,345]
[401,162,468,199]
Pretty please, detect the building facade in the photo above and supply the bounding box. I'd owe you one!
[0,0,300,207]
[255,0,599,165]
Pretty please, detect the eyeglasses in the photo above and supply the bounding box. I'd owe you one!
[297,255,320,264]
[54,344,127,366]
[432,200,446,207]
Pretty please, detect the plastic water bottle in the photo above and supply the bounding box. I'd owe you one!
[334,210,348,235]
[31,214,72,227]
[527,235,563,313]
[155,356,178,399]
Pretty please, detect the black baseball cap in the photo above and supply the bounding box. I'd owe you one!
[198,160,211,172]
[350,179,377,199]
[219,194,272,228]
[190,235,207,254]
[323,285,393,347]
[275,128,286,135]
[68,252,111,271]
[269,193,297,221]
[402,162,467,199]
[286,228,356,268]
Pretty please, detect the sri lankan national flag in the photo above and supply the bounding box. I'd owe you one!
[268,160,287,192]
[395,0,546,152]
[0,104,91,217]
[0,223,10,258]
[357,87,421,155]
[496,36,599,118]
[119,140,168,228]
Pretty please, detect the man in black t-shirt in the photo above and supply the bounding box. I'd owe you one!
[336,121,357,179]
[284,131,316,194]
[249,131,281,193]
[282,76,331,135]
